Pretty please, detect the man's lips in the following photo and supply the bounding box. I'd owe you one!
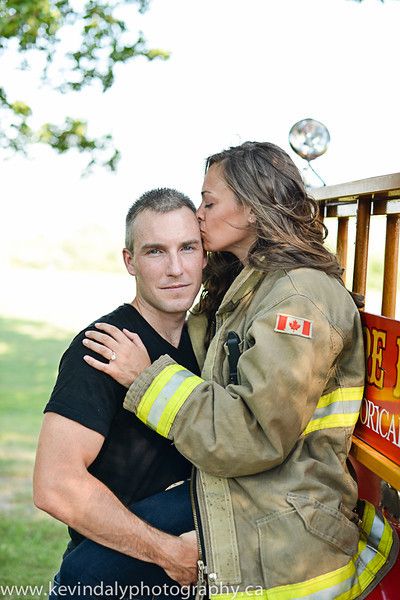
[160,284,190,290]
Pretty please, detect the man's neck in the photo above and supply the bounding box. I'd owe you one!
[131,298,186,348]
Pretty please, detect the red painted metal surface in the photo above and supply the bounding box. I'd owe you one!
[366,562,400,599]
[356,274,400,598]
[355,313,400,466]
[350,458,400,599]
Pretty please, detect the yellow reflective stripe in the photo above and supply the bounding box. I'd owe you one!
[336,520,393,600]
[156,374,204,437]
[358,518,393,589]
[265,547,365,600]
[210,545,377,600]
[304,413,360,435]
[211,593,267,600]
[317,386,364,408]
[210,507,394,600]
[136,364,186,423]
[361,499,375,537]
[378,515,393,555]
[303,386,363,436]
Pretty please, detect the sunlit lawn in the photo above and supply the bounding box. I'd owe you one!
[0,317,71,598]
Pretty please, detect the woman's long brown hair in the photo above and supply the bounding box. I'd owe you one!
[196,141,359,346]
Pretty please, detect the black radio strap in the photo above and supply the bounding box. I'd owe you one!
[226,331,241,385]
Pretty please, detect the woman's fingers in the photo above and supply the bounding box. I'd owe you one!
[83,352,131,387]
[82,324,150,388]
[85,329,118,349]
[83,354,112,374]
[123,329,145,348]
[122,328,137,341]
[83,338,115,360]
[94,322,129,342]
[86,325,145,353]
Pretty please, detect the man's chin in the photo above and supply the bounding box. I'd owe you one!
[161,298,195,314]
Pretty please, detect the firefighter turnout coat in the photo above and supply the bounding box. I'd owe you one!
[124,266,398,600]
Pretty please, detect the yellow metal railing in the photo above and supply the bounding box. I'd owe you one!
[313,174,400,489]
[313,173,400,318]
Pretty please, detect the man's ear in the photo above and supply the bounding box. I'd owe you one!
[123,248,136,276]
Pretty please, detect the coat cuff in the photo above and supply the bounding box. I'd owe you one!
[123,355,204,438]
[124,355,174,412]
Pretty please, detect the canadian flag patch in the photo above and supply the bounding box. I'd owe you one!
[274,313,313,338]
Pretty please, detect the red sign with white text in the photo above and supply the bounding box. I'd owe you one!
[354,313,400,466]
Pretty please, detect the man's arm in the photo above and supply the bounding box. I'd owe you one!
[33,412,198,585]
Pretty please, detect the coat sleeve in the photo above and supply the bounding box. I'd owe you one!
[124,295,347,477]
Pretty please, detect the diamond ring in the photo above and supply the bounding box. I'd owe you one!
[110,351,117,361]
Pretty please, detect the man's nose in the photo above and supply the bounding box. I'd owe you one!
[166,253,184,276]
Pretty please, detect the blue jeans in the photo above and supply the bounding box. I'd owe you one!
[50,481,194,600]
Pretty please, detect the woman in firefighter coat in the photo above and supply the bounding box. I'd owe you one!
[86,142,398,599]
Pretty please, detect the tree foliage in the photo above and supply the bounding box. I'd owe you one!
[0,0,397,171]
[0,0,168,172]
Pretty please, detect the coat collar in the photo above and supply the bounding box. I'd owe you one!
[216,265,265,315]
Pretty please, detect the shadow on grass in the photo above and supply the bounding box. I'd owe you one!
[0,317,72,595]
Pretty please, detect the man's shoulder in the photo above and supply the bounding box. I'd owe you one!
[51,304,139,371]
[84,303,139,331]
[69,303,139,345]
[45,304,136,434]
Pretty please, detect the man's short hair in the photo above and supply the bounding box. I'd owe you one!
[125,188,196,252]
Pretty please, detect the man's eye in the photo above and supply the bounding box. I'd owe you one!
[182,245,194,252]
[147,248,161,255]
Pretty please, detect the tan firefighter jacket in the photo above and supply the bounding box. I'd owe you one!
[124,266,398,599]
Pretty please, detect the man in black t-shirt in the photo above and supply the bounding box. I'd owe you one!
[33,188,206,594]
[46,303,199,549]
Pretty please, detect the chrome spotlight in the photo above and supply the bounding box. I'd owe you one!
[289,118,330,186]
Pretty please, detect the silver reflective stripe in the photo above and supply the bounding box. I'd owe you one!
[312,400,361,420]
[370,512,384,546]
[288,515,383,600]
[146,369,192,428]
[357,544,379,568]
[284,546,376,600]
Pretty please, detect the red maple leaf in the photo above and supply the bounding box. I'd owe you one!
[289,320,301,331]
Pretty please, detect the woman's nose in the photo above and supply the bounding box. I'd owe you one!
[196,205,204,222]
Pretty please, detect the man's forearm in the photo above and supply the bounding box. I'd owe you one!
[36,470,179,570]
[33,410,198,586]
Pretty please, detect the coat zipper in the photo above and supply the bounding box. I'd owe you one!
[190,467,207,599]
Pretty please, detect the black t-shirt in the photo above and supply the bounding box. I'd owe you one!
[45,304,199,545]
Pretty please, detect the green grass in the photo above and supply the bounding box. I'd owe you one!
[0,317,71,598]
[0,517,68,596]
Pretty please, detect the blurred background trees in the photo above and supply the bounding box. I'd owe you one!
[1,0,397,172]
[0,0,169,172]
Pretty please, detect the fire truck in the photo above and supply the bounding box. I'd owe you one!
[312,173,400,598]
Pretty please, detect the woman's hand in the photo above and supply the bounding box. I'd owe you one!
[82,323,151,388]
